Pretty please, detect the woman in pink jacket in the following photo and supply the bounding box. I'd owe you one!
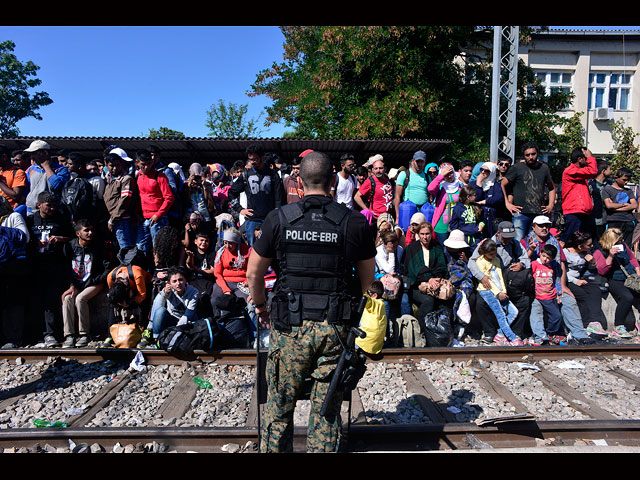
[428,162,463,246]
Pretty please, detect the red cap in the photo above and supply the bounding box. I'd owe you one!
[299,149,314,158]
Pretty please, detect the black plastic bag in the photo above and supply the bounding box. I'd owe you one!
[423,306,454,347]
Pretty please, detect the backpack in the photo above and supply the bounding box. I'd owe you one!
[380,273,402,301]
[110,245,150,298]
[0,225,27,264]
[61,176,93,221]
[396,314,427,348]
[157,318,221,354]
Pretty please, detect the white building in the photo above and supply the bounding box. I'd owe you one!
[522,28,640,162]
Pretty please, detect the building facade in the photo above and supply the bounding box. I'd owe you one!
[522,28,640,162]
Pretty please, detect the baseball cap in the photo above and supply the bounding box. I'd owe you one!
[532,215,552,226]
[24,140,50,152]
[109,147,133,162]
[497,221,517,238]
[413,150,426,161]
[410,212,426,225]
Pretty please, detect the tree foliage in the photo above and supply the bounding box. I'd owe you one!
[609,118,640,178]
[249,26,572,161]
[146,126,185,139]
[0,40,53,137]
[205,99,263,138]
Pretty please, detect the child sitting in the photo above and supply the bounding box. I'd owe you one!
[474,239,524,346]
[449,184,485,251]
[530,244,566,345]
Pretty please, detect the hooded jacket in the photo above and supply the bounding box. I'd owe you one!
[561,156,598,215]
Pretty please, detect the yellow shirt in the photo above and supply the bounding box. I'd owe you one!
[475,255,506,296]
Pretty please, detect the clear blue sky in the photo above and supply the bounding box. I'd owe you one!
[2,26,288,138]
[3,26,640,140]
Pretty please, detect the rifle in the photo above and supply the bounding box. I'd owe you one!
[320,295,368,417]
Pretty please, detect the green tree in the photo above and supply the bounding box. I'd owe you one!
[0,40,53,137]
[609,118,640,178]
[249,26,571,162]
[205,99,263,138]
[146,126,185,139]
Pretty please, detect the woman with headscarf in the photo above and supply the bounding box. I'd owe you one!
[428,162,464,246]
[211,227,252,312]
[425,162,439,205]
[473,161,505,237]
[208,163,232,214]
[168,162,186,183]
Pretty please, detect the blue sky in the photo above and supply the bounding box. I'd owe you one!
[2,26,288,138]
[2,26,639,140]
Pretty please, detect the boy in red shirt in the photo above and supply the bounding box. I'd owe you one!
[530,244,566,345]
[135,150,174,255]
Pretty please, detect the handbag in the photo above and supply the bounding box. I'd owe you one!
[380,273,402,301]
[619,265,640,293]
[110,322,144,349]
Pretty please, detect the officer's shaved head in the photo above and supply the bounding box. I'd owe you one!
[299,151,333,192]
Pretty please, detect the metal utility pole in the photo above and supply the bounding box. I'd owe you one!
[490,26,520,163]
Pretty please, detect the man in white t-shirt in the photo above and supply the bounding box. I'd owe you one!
[333,153,358,209]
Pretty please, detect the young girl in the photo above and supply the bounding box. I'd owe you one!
[474,239,523,346]
[449,184,485,251]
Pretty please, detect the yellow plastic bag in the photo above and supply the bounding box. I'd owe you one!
[355,296,387,355]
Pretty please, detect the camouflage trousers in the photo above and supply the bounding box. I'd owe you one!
[260,318,348,453]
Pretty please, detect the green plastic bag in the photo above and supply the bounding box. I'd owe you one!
[194,376,212,389]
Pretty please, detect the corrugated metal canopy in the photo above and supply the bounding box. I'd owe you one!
[0,136,451,169]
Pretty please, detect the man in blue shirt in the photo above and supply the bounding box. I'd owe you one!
[394,150,429,221]
[23,140,70,216]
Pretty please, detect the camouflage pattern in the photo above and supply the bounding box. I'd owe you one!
[260,318,349,453]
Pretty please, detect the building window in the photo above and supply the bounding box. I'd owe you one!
[589,72,632,110]
[536,71,573,96]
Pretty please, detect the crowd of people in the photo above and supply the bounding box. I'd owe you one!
[0,139,639,350]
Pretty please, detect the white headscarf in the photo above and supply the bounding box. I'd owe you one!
[439,163,462,194]
[479,162,497,191]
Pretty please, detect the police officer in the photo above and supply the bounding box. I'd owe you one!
[246,151,376,453]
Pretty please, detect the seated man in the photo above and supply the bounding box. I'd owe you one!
[468,221,532,342]
[521,215,595,345]
[61,219,114,348]
[150,266,200,341]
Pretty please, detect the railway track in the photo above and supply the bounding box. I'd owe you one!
[2,344,640,452]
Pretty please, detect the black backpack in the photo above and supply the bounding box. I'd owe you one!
[61,176,93,221]
[157,318,221,354]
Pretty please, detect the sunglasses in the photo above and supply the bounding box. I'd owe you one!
[498,162,511,167]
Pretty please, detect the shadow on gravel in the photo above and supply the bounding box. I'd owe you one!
[0,357,127,404]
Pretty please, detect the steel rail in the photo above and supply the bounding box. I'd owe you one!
[2,343,640,364]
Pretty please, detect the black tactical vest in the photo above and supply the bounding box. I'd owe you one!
[271,197,354,327]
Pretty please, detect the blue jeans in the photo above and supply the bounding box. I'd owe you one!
[559,293,590,339]
[136,216,168,254]
[477,290,519,341]
[530,298,564,341]
[512,212,536,242]
[112,218,137,250]
[244,219,263,246]
[151,306,179,339]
